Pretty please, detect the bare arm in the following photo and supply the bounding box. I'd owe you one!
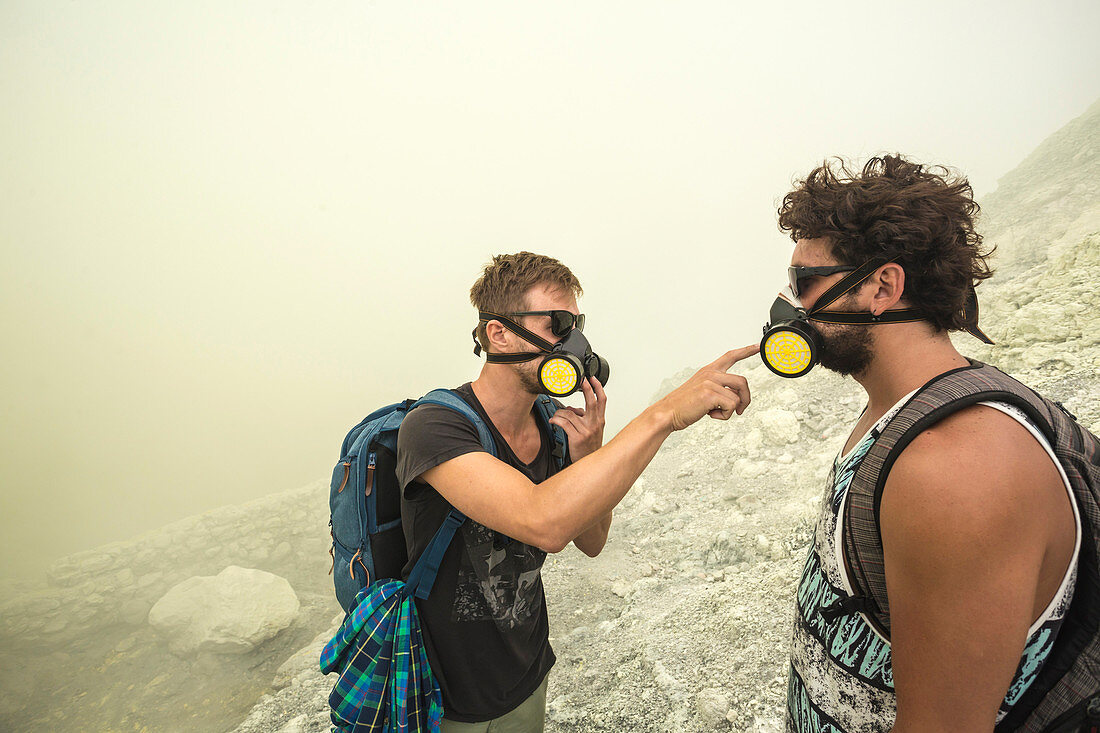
[571,510,613,557]
[883,406,1073,733]
[549,377,612,556]
[420,346,758,553]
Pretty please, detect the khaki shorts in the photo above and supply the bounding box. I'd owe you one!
[439,675,548,733]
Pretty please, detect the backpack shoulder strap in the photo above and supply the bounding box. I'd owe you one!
[842,361,1062,636]
[413,388,499,458]
[402,389,501,600]
[838,362,1100,732]
[533,395,569,470]
[402,390,570,599]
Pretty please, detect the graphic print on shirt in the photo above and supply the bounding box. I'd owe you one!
[788,423,897,733]
[452,520,546,629]
[787,399,1078,733]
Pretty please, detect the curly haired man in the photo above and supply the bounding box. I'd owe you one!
[779,156,1082,733]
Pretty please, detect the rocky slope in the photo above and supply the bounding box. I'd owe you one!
[225,100,1100,733]
[1,100,1096,733]
[978,97,1100,279]
[0,482,343,732]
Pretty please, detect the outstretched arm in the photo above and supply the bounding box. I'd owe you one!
[420,346,758,553]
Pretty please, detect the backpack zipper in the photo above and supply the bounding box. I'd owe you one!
[365,452,376,497]
[336,461,351,493]
[328,521,335,575]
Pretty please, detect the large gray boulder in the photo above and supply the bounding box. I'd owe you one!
[148,565,300,656]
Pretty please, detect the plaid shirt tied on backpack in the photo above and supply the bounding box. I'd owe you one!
[320,580,443,733]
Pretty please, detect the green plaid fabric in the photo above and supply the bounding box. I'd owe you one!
[320,580,443,732]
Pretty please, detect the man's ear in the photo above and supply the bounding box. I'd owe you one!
[869,262,906,315]
[485,319,511,352]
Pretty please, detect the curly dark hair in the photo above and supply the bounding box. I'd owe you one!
[777,154,994,333]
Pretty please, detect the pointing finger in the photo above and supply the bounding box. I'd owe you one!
[708,344,761,373]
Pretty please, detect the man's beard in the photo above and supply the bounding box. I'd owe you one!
[512,359,544,395]
[817,324,875,376]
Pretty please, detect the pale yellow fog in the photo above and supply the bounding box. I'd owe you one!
[2,0,1098,587]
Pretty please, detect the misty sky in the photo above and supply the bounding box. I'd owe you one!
[2,0,1099,581]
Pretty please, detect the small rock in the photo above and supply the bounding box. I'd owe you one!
[757,408,801,444]
[610,581,631,598]
[696,687,730,727]
[548,695,584,724]
[653,660,679,691]
[272,541,293,561]
[120,599,152,626]
[276,714,308,733]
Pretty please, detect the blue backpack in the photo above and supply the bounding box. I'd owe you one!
[322,389,568,732]
[328,388,567,612]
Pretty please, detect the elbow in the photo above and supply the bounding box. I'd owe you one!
[528,520,572,554]
[524,495,573,553]
[537,531,570,554]
[534,537,569,554]
[579,541,605,558]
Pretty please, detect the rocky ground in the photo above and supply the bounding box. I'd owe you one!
[1,101,1096,733]
[0,481,344,732]
[223,97,1100,733]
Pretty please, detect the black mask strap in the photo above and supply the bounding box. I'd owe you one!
[808,257,923,325]
[810,310,925,325]
[474,311,557,363]
[808,258,888,315]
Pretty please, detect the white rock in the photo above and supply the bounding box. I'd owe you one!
[757,409,801,444]
[774,388,798,406]
[696,688,731,727]
[276,715,308,733]
[653,660,679,691]
[148,565,300,656]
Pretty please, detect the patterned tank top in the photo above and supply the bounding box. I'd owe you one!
[786,392,1081,733]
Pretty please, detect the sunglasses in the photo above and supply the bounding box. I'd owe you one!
[506,310,585,337]
[788,264,858,297]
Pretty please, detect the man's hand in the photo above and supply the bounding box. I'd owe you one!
[654,345,759,431]
[549,377,606,461]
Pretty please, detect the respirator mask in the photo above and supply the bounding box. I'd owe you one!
[760,257,992,378]
[472,311,611,397]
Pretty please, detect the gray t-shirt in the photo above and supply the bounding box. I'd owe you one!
[395,383,562,722]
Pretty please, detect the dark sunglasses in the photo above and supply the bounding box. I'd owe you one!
[788,264,858,297]
[506,310,585,337]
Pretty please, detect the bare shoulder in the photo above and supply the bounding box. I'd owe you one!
[882,403,1063,547]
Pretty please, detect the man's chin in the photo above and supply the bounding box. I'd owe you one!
[817,344,874,377]
[818,357,870,377]
[510,366,544,396]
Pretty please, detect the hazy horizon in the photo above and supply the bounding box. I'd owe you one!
[3,0,1099,582]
